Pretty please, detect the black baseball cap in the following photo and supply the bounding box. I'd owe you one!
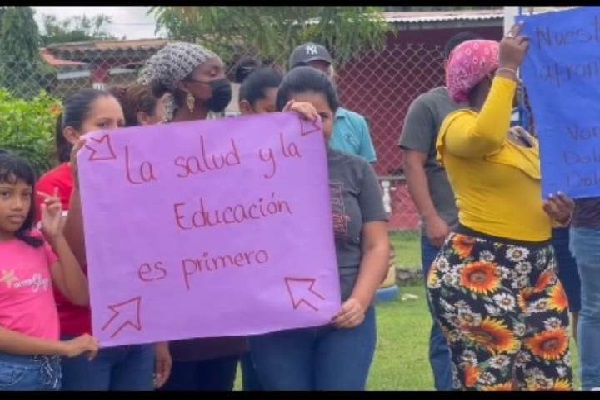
[289,42,333,69]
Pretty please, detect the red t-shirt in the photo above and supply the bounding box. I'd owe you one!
[35,163,91,336]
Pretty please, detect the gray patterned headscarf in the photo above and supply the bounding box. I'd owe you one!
[138,42,221,121]
[138,42,219,90]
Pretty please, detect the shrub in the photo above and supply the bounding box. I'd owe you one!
[0,88,61,176]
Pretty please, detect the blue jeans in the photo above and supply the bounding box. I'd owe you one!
[248,306,376,391]
[553,228,582,312]
[570,227,600,390]
[241,352,264,391]
[161,355,239,391]
[0,353,60,391]
[60,336,154,391]
[421,236,452,391]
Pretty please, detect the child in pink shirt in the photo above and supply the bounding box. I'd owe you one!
[0,150,99,391]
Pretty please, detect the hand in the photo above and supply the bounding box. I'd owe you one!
[154,342,172,389]
[70,139,86,189]
[283,100,318,121]
[543,192,574,225]
[499,23,529,71]
[425,215,450,248]
[61,334,99,360]
[38,187,63,244]
[333,298,366,328]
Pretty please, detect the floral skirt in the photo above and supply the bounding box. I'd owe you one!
[426,230,573,391]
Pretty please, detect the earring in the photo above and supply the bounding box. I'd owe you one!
[186,92,195,112]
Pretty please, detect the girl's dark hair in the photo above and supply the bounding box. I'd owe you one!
[56,88,113,163]
[276,66,339,112]
[239,67,283,107]
[109,84,159,127]
[234,57,260,84]
[0,151,42,248]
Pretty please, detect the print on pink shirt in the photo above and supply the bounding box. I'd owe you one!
[1,269,50,292]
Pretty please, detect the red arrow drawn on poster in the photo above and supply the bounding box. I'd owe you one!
[101,296,142,338]
[84,134,117,161]
[298,115,322,137]
[284,277,325,312]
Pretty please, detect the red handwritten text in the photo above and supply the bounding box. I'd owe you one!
[173,192,292,230]
[181,249,270,290]
[137,261,168,283]
[174,135,241,179]
[125,145,158,185]
[258,133,302,179]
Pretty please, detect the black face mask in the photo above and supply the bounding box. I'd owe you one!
[206,78,232,113]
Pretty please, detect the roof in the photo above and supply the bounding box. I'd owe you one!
[40,48,87,68]
[383,9,503,30]
[45,39,170,63]
[383,9,503,23]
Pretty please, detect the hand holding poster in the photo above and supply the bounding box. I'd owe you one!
[519,7,600,198]
[77,112,341,347]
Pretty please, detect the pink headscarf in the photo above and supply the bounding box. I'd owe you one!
[445,40,500,103]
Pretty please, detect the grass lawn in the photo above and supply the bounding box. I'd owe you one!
[390,231,421,270]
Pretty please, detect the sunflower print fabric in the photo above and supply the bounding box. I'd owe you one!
[427,233,573,391]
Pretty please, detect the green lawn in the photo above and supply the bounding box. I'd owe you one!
[390,231,421,270]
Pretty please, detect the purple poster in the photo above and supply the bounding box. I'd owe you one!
[77,112,341,347]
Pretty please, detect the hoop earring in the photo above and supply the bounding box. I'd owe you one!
[186,92,195,112]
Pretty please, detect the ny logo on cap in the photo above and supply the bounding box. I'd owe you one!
[305,44,318,56]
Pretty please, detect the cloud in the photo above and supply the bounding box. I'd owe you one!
[33,7,162,40]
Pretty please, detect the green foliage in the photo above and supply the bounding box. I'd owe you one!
[0,7,54,99]
[40,13,119,46]
[150,7,392,67]
[0,88,62,176]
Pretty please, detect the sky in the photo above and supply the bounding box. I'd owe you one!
[33,6,163,40]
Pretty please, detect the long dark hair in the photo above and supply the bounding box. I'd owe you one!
[0,150,42,248]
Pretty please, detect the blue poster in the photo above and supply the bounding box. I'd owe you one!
[519,7,600,199]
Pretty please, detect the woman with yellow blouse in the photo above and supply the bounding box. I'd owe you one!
[426,25,575,391]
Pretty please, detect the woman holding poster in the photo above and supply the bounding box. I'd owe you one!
[247,66,391,391]
[137,42,246,392]
[427,25,576,391]
[36,89,156,391]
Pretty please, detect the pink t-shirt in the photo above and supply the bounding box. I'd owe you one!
[0,232,60,340]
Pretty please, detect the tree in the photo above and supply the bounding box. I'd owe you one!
[39,13,119,46]
[149,7,392,67]
[0,7,53,99]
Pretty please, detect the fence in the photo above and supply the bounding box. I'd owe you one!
[0,40,450,236]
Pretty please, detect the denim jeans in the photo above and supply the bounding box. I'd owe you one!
[60,336,154,391]
[570,227,600,390]
[421,235,453,391]
[248,306,376,391]
[241,352,264,391]
[0,352,61,391]
[161,355,239,391]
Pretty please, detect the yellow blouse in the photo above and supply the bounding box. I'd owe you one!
[436,76,552,242]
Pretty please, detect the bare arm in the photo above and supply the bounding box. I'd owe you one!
[0,327,68,356]
[403,150,439,222]
[39,190,89,306]
[350,221,390,306]
[400,94,450,247]
[49,236,89,307]
[62,187,87,266]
